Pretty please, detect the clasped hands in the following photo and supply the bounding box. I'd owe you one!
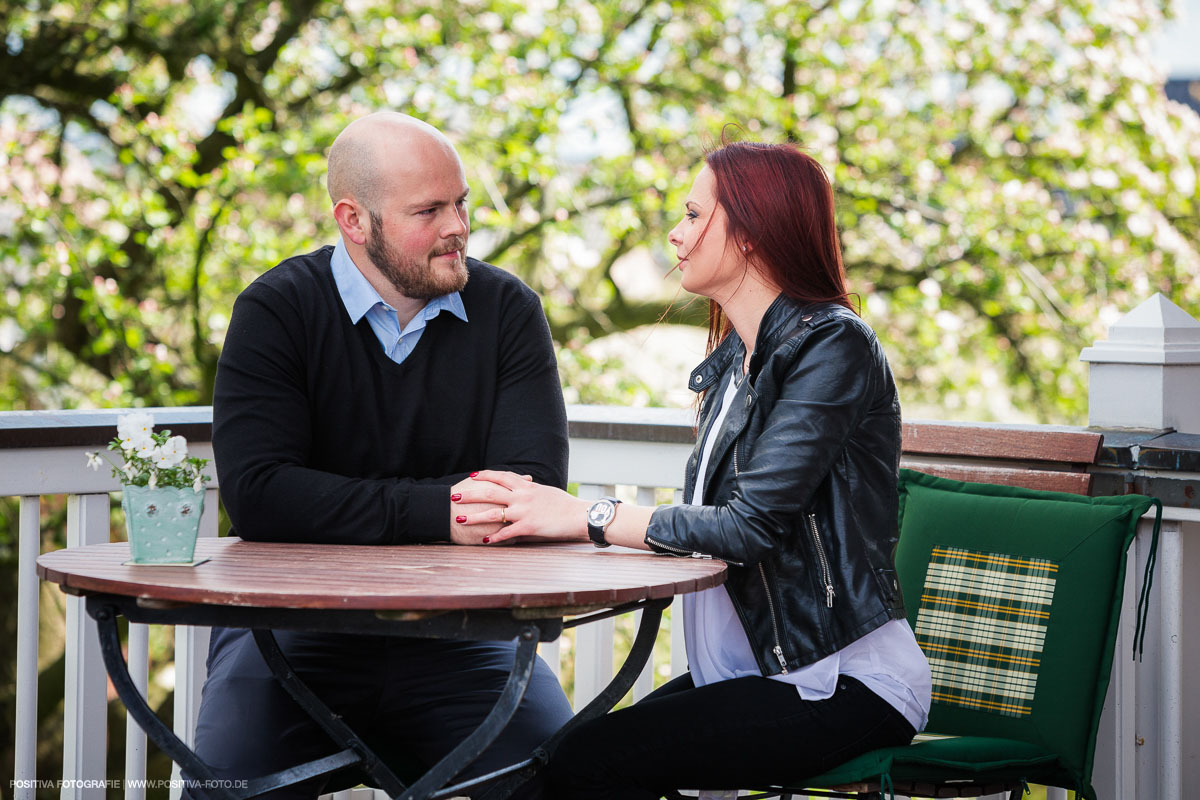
[448,470,589,545]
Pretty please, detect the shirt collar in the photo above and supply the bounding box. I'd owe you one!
[330,238,467,325]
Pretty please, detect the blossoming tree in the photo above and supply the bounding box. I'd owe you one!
[1,0,1197,421]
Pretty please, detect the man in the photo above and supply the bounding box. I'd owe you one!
[192,112,573,799]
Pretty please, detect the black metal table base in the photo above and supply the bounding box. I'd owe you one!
[87,594,670,800]
[251,628,409,797]
[478,598,669,800]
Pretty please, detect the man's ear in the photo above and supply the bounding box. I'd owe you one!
[333,199,369,246]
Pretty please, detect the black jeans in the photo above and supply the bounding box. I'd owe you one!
[545,673,916,800]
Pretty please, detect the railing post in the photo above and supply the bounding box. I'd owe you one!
[631,487,659,701]
[1080,292,1200,432]
[63,493,111,799]
[572,483,615,710]
[669,489,688,681]
[1155,522,1184,800]
[15,496,42,800]
[124,623,149,800]
[1082,293,1200,800]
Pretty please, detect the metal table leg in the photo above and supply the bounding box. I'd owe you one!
[251,629,408,798]
[398,622,544,800]
[91,598,371,800]
[557,598,671,732]
[479,597,671,800]
[90,600,239,800]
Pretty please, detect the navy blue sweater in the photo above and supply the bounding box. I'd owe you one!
[212,246,568,545]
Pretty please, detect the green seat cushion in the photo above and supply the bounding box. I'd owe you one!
[890,469,1156,796]
[803,735,1061,788]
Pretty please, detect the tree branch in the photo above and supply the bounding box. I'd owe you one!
[480,194,632,264]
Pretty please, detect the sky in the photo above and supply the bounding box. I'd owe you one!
[1159,0,1200,76]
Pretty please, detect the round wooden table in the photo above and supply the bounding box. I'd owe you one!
[38,537,727,800]
[37,536,727,610]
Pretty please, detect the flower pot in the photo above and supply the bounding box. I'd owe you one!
[122,486,204,564]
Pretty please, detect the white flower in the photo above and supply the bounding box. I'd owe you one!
[154,436,188,468]
[117,412,155,451]
[122,431,155,453]
[85,451,102,471]
[147,470,157,490]
[135,439,157,460]
[192,475,204,492]
[123,462,138,480]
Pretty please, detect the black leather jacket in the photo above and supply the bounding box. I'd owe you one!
[644,295,905,675]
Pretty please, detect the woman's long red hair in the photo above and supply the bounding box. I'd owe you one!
[702,139,856,355]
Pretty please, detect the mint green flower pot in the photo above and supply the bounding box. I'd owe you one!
[122,486,204,564]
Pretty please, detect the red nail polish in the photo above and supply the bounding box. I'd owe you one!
[451,493,461,502]
[482,537,491,544]
[470,471,479,477]
[456,515,466,523]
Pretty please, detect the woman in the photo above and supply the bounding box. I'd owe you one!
[454,140,931,799]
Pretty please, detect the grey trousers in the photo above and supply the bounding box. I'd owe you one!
[185,628,573,800]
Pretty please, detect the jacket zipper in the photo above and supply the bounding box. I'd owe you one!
[757,563,789,673]
[807,513,836,608]
[645,536,709,558]
[645,534,745,566]
[734,426,788,672]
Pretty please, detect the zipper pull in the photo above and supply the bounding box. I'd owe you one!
[825,584,835,608]
[773,645,789,674]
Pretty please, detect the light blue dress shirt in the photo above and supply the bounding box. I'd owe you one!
[330,238,468,365]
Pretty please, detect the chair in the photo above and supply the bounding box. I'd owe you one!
[673,469,1162,800]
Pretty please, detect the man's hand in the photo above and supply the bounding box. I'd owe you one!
[449,476,505,545]
[453,470,589,544]
[450,502,505,544]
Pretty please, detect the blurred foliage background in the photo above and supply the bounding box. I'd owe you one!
[2,0,1198,421]
[2,0,1200,794]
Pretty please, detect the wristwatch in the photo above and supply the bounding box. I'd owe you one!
[586,496,622,548]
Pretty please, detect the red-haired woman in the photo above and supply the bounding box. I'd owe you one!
[455,141,931,798]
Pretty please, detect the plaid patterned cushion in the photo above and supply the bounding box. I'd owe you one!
[915,546,1059,718]
[879,470,1160,799]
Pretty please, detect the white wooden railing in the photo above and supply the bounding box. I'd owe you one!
[2,405,700,800]
[3,409,219,800]
[4,404,1198,800]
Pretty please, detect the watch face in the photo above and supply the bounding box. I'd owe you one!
[588,500,616,528]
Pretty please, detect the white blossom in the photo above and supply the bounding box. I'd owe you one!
[85,451,102,471]
[192,475,205,492]
[147,470,157,490]
[154,436,188,467]
[136,439,157,460]
[117,412,154,451]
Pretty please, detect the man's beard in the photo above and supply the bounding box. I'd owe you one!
[365,212,469,300]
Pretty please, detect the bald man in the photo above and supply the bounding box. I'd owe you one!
[194,113,573,799]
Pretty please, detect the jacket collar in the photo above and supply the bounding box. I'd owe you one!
[687,328,741,393]
[688,293,819,393]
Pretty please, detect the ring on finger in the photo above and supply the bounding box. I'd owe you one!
[501,508,507,525]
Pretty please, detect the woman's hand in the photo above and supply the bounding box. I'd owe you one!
[454,470,590,544]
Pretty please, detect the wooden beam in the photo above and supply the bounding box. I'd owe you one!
[903,421,1102,465]
[899,462,1093,495]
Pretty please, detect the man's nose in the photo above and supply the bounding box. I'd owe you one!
[443,206,468,238]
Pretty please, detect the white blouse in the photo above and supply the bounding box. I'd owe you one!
[681,371,931,732]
